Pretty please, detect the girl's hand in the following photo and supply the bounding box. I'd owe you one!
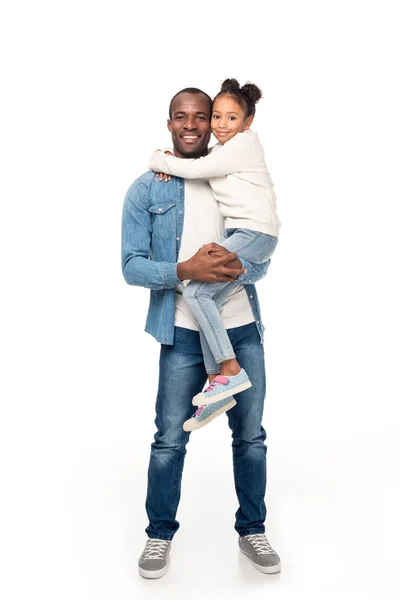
[155,171,171,182]
[154,149,173,181]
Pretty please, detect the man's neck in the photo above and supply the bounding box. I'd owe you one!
[173,148,209,159]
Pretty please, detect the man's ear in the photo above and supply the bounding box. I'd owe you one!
[244,116,254,130]
[167,119,172,132]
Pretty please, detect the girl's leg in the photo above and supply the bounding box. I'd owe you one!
[198,280,240,378]
[199,331,219,377]
[221,228,278,264]
[183,279,237,371]
[184,230,276,375]
[184,279,252,406]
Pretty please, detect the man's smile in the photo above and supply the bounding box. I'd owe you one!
[180,134,201,144]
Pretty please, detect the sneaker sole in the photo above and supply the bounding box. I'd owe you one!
[192,381,252,406]
[239,547,281,574]
[138,562,169,579]
[183,399,237,431]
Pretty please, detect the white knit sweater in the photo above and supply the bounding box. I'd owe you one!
[148,130,281,237]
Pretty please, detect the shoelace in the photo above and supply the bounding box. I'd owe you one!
[143,539,170,560]
[205,381,218,393]
[195,405,206,416]
[246,534,275,555]
[204,375,229,393]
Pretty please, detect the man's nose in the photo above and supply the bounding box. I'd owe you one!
[183,117,197,130]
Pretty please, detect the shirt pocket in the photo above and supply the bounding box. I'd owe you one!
[148,201,176,240]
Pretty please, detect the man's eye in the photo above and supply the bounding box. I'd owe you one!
[198,116,206,121]
[175,116,183,120]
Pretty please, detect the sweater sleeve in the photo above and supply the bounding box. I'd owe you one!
[148,132,260,179]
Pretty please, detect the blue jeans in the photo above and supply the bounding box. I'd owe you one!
[183,229,278,374]
[145,323,268,540]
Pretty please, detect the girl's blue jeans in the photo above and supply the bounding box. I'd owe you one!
[183,228,278,374]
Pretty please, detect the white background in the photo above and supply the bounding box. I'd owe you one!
[1,1,399,598]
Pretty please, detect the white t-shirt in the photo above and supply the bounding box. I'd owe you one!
[174,179,255,331]
[149,130,281,237]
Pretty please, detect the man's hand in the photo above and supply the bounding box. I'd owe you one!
[177,243,246,283]
[208,244,243,270]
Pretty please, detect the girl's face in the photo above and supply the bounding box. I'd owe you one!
[211,95,253,144]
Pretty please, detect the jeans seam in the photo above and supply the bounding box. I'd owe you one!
[240,528,265,537]
[171,452,184,516]
[258,236,277,262]
[147,533,174,541]
[193,288,235,362]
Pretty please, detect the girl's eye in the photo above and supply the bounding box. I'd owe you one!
[229,116,237,121]
[212,115,220,119]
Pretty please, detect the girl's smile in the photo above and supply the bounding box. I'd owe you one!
[211,95,253,144]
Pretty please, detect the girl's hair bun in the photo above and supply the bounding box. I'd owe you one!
[220,78,241,93]
[241,82,262,105]
[215,79,263,118]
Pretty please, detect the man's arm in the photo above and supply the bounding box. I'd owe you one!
[122,182,246,289]
[121,181,181,289]
[148,132,256,179]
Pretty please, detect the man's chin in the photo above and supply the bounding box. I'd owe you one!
[175,141,208,158]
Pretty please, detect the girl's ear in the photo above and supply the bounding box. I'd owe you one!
[244,115,254,130]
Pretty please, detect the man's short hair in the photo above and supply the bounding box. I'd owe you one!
[168,88,212,119]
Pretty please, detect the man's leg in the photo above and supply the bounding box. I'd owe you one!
[145,327,206,540]
[226,322,281,573]
[226,322,267,535]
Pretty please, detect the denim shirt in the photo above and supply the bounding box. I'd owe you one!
[121,171,269,345]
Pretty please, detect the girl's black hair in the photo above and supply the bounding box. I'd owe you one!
[214,78,262,118]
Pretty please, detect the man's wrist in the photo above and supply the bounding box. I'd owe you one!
[177,260,190,281]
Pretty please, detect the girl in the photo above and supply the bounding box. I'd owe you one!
[149,79,281,431]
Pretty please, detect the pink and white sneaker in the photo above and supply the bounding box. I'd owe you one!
[183,397,237,431]
[192,369,251,406]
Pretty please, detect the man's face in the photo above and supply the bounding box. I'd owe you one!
[168,93,211,158]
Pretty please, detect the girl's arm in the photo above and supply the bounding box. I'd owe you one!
[148,132,259,179]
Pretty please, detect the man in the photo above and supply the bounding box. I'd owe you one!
[121,88,280,578]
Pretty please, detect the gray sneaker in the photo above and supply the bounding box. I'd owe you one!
[239,534,281,574]
[138,538,171,579]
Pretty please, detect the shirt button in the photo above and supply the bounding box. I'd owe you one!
[257,320,260,324]
[179,185,183,190]
[176,237,180,240]
[179,210,183,214]
[249,280,252,283]
[158,208,162,212]
[250,295,253,299]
